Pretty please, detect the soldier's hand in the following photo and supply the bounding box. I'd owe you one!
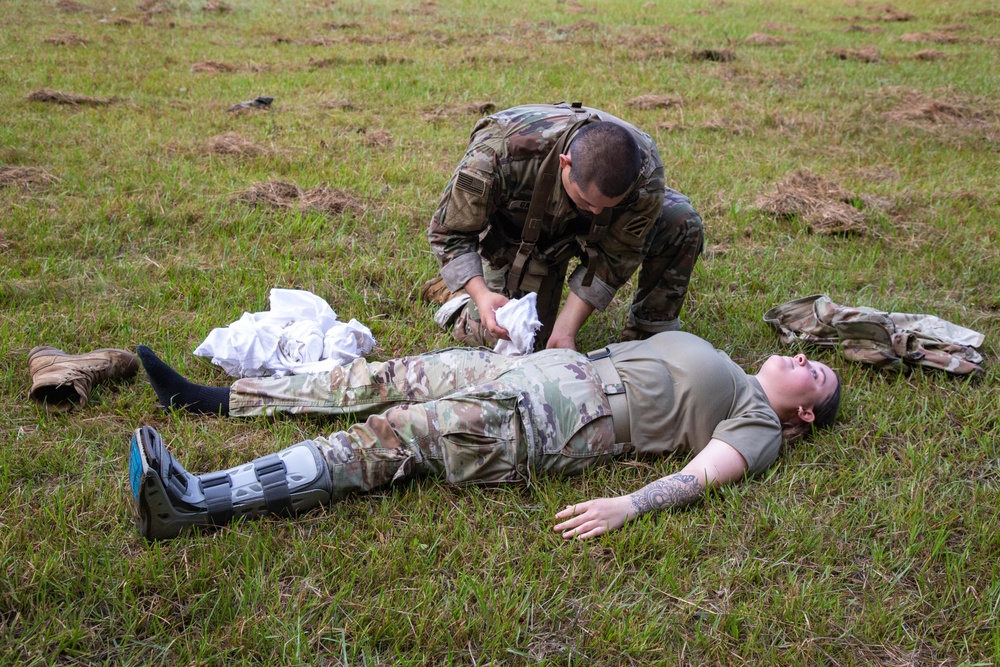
[545,333,577,351]
[476,291,511,341]
[552,497,635,539]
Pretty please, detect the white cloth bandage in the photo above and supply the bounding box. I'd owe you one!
[194,288,376,377]
[494,293,542,356]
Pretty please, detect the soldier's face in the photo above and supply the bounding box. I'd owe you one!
[761,353,835,419]
[560,163,626,215]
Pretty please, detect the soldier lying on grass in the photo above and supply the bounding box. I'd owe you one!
[129,331,841,541]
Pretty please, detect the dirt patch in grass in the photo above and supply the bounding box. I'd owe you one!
[913,49,946,61]
[421,101,496,122]
[743,32,788,45]
[829,46,881,62]
[885,91,995,129]
[839,5,915,22]
[55,0,94,11]
[754,170,876,236]
[626,95,681,110]
[845,24,884,33]
[235,180,365,217]
[202,1,232,11]
[25,88,114,105]
[361,130,393,149]
[44,34,88,45]
[692,48,735,62]
[204,133,266,157]
[320,99,359,111]
[191,60,237,73]
[900,32,962,44]
[137,0,172,13]
[0,166,56,190]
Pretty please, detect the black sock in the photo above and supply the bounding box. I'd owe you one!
[136,345,230,416]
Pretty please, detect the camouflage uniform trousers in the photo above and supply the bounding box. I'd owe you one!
[451,189,704,348]
[229,348,622,503]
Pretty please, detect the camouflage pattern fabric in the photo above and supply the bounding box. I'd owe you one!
[229,348,620,501]
[764,294,985,376]
[428,104,704,347]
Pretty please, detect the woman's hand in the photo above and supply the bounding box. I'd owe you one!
[552,496,635,540]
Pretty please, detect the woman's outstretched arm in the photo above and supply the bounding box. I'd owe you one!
[552,438,749,540]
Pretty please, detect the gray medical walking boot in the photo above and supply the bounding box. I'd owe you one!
[28,346,139,412]
[129,426,334,541]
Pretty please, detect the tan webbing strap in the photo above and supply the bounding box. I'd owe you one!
[578,208,611,287]
[505,169,553,294]
[586,348,631,445]
[505,111,600,295]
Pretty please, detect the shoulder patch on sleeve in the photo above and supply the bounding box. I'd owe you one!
[621,216,651,239]
[455,170,488,198]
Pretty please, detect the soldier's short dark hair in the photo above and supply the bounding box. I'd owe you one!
[567,122,642,199]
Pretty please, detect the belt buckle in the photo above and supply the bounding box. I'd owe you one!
[586,347,612,361]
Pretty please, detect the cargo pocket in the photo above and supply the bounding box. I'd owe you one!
[438,393,526,486]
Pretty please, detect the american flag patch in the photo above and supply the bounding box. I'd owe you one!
[455,170,488,198]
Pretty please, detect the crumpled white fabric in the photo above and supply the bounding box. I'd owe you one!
[194,288,376,377]
[494,293,542,356]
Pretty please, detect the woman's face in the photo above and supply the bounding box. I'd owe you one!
[760,353,836,412]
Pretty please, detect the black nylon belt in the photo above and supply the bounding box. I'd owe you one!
[585,347,631,444]
[254,455,294,517]
[200,472,234,525]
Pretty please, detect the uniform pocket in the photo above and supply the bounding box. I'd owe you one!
[437,393,526,486]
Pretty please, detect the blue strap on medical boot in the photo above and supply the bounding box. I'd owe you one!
[128,425,334,541]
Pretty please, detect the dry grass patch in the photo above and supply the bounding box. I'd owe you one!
[626,95,681,110]
[25,88,114,105]
[235,180,365,217]
[754,170,877,235]
[900,32,962,44]
[55,0,93,11]
[320,99,359,111]
[692,48,736,62]
[885,91,994,128]
[202,1,232,11]
[421,101,496,122]
[0,166,56,190]
[191,60,238,73]
[845,24,884,33]
[44,34,88,46]
[829,46,881,62]
[913,49,946,61]
[842,5,915,22]
[743,32,788,45]
[762,21,797,33]
[137,0,172,13]
[203,133,266,157]
[361,130,393,149]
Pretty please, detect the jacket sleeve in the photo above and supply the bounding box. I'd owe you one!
[427,136,503,293]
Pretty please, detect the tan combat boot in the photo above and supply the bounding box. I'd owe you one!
[28,346,140,412]
[420,276,454,306]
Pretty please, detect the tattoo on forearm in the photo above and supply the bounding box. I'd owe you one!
[629,474,704,515]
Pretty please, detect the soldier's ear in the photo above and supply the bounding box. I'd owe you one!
[796,406,815,423]
[558,153,572,169]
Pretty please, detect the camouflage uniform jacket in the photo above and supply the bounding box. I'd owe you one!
[428,103,667,312]
[765,294,985,376]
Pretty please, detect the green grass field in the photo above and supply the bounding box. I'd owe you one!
[2,0,998,664]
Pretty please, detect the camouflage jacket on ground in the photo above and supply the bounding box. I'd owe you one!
[428,103,667,311]
[764,294,985,376]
